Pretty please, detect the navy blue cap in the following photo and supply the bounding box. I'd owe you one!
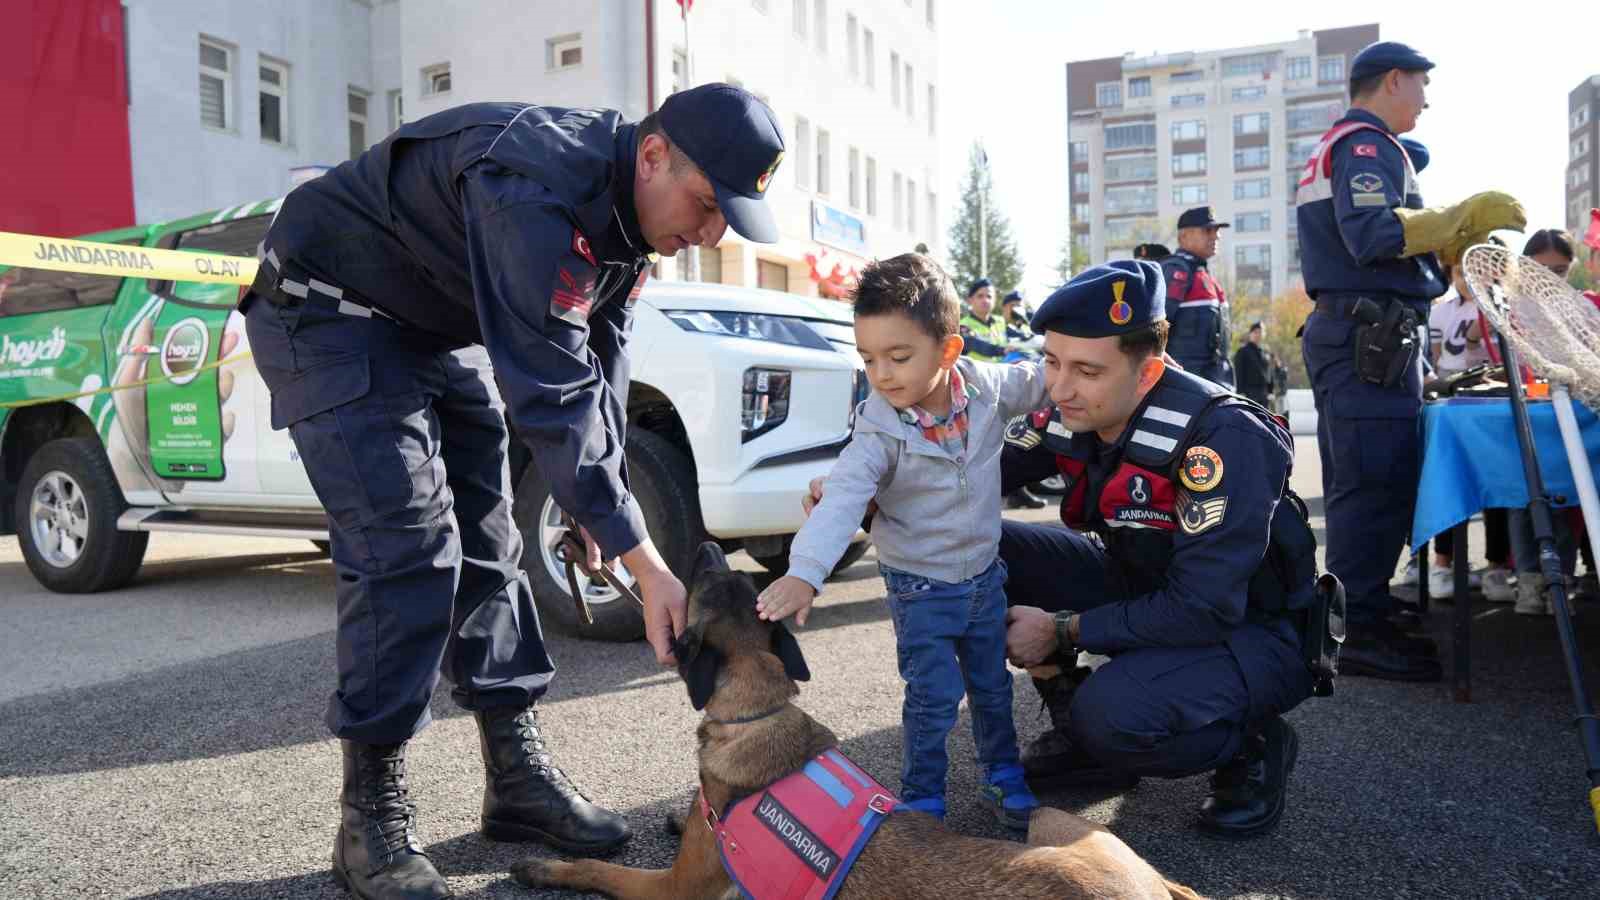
[1002,289,1023,305]
[1177,206,1229,230]
[1399,137,1429,173]
[658,83,785,243]
[1031,260,1165,339]
[1350,41,1435,82]
[967,277,993,297]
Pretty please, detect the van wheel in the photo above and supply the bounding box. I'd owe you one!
[15,437,149,593]
[515,429,705,642]
[751,536,871,578]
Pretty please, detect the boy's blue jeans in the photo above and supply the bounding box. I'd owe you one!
[880,559,1021,808]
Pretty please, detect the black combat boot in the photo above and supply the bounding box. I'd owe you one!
[1021,666,1139,791]
[476,705,631,856]
[331,740,451,900]
[1197,716,1299,838]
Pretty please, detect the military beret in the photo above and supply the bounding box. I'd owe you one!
[1399,137,1429,173]
[1350,41,1434,82]
[1002,290,1023,305]
[1031,260,1165,339]
[967,277,993,297]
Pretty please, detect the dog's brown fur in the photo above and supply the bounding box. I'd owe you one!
[512,544,1203,900]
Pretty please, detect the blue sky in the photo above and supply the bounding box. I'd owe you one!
[937,2,1598,296]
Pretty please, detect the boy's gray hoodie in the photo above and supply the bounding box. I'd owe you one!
[787,357,1049,590]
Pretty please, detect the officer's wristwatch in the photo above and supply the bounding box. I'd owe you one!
[1052,611,1077,657]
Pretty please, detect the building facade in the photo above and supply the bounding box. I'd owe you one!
[117,0,941,296]
[1065,24,1378,298]
[1567,75,1599,238]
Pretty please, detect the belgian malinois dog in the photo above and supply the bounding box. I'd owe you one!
[513,542,1202,899]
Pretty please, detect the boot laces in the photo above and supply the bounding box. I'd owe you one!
[510,711,587,802]
[361,746,418,860]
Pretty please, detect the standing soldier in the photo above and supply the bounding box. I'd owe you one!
[1232,321,1272,408]
[1161,207,1234,387]
[1295,41,1524,681]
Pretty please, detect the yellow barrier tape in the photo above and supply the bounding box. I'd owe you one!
[0,230,258,286]
[1591,786,1600,835]
[0,351,255,410]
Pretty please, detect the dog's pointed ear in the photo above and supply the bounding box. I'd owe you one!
[689,541,731,592]
[673,624,722,711]
[770,622,811,683]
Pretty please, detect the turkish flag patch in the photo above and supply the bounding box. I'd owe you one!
[571,229,598,266]
[551,265,597,326]
[1353,144,1378,158]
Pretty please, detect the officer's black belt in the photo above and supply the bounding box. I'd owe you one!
[252,247,398,323]
[1314,293,1426,321]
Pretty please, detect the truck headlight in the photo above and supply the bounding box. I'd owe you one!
[664,310,833,352]
[742,367,791,442]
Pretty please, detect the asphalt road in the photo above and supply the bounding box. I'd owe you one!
[3,441,1599,899]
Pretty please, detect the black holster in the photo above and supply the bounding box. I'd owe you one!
[1352,297,1419,388]
[1245,490,1342,697]
[1302,573,1346,697]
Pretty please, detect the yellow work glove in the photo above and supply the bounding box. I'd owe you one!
[1394,191,1526,260]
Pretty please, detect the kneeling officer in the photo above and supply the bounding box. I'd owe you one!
[241,84,785,898]
[1000,260,1333,837]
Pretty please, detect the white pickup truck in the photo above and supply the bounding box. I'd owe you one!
[0,201,868,640]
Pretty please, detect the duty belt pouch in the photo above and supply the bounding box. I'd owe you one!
[1303,573,1346,697]
[1353,301,1418,388]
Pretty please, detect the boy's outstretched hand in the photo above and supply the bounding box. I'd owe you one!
[757,575,818,626]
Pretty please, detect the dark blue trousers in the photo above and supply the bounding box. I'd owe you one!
[1301,301,1423,627]
[998,521,1308,778]
[245,295,553,745]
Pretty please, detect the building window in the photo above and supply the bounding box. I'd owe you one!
[1573,135,1591,161]
[1234,146,1270,170]
[1072,171,1091,193]
[907,178,917,231]
[1231,85,1267,102]
[1129,76,1151,98]
[1097,81,1122,108]
[1069,140,1089,162]
[1287,56,1311,80]
[1172,152,1206,175]
[1171,119,1206,142]
[890,51,901,107]
[1104,185,1157,215]
[1318,54,1345,84]
[1104,122,1155,149]
[1573,106,1591,130]
[758,259,788,291]
[816,127,831,195]
[793,0,807,37]
[1287,136,1319,166]
[863,28,875,88]
[1234,178,1271,201]
[1235,243,1271,268]
[258,56,289,145]
[1287,100,1342,133]
[846,14,859,77]
[1222,52,1275,78]
[1173,183,1208,205]
[1074,232,1092,254]
[866,156,878,215]
[1234,112,1270,135]
[814,0,828,51]
[1571,166,1592,189]
[348,90,368,159]
[1235,211,1271,232]
[1073,201,1090,223]
[892,172,904,229]
[547,33,583,70]
[1170,70,1204,83]
[1105,218,1144,245]
[387,89,403,130]
[198,38,232,130]
[794,116,812,187]
[698,246,723,284]
[1171,92,1206,108]
[847,147,860,208]
[905,63,915,117]
[422,62,451,96]
[928,84,937,135]
[1104,154,1157,183]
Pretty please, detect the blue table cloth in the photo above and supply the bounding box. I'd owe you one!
[1411,397,1600,553]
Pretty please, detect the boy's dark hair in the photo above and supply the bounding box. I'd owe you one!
[1523,228,1575,261]
[1118,320,1170,363]
[852,253,960,341]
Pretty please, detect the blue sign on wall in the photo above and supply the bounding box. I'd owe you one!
[811,200,867,255]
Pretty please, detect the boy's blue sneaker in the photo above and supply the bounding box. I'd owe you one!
[980,765,1038,831]
[901,796,946,820]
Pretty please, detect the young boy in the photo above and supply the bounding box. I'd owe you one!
[755,253,1048,829]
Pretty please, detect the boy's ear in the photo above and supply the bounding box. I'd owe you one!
[941,333,964,367]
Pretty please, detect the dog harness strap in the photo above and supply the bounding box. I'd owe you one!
[711,749,900,900]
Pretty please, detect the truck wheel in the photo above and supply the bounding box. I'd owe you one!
[751,536,871,578]
[515,429,705,642]
[15,437,149,593]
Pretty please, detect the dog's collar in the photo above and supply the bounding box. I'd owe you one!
[704,703,789,726]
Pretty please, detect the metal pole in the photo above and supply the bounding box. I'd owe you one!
[979,149,989,280]
[1494,330,1600,831]
[683,4,700,283]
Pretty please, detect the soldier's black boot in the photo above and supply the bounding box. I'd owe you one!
[1197,716,1299,838]
[476,705,631,856]
[331,740,451,900]
[1021,666,1139,791]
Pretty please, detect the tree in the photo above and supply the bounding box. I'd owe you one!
[1228,286,1313,391]
[947,143,1024,295]
[1571,254,1596,293]
[1053,233,1090,284]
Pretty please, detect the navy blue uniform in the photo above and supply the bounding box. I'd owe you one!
[999,368,1313,776]
[1161,251,1234,387]
[1295,109,1445,627]
[242,103,652,742]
